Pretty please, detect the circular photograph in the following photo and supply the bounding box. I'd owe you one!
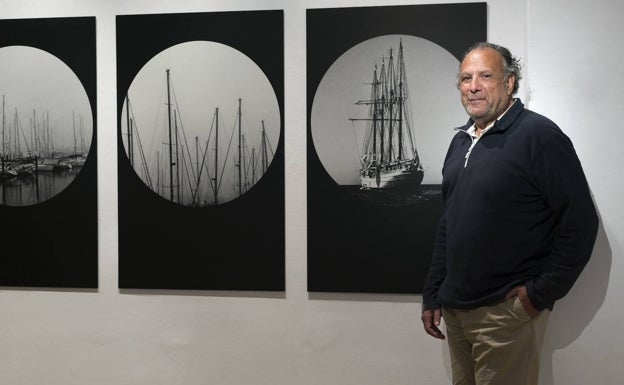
[121,41,281,207]
[0,45,93,207]
[311,35,465,205]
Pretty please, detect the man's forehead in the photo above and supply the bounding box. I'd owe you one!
[460,48,503,71]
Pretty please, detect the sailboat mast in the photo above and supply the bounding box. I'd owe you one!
[398,40,404,160]
[251,147,256,184]
[12,109,16,157]
[372,68,378,163]
[242,134,247,191]
[214,107,219,205]
[166,69,174,202]
[14,108,21,157]
[379,62,386,165]
[47,111,52,156]
[130,118,135,167]
[2,95,5,160]
[261,120,268,173]
[388,49,395,163]
[126,96,134,167]
[195,136,200,204]
[157,150,160,195]
[33,110,37,156]
[1,94,5,172]
[174,109,180,203]
[80,114,86,154]
[73,111,77,156]
[238,98,242,197]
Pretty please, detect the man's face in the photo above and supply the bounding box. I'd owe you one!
[458,47,514,128]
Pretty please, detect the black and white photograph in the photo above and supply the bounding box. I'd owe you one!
[121,41,280,206]
[117,11,285,291]
[0,16,98,288]
[0,45,92,206]
[307,3,486,293]
[311,34,465,206]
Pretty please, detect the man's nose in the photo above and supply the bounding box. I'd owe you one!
[469,78,481,92]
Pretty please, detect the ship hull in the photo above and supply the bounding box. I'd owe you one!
[361,163,424,190]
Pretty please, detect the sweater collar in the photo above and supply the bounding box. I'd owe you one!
[456,98,525,133]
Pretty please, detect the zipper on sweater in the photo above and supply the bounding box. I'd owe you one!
[455,129,478,168]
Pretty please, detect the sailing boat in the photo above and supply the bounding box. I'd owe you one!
[1,95,17,180]
[351,40,424,190]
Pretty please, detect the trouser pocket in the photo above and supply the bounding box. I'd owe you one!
[508,296,532,321]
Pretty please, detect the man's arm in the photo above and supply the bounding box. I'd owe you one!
[422,215,448,338]
[422,215,448,310]
[526,128,598,310]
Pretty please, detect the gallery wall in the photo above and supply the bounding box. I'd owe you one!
[0,0,622,384]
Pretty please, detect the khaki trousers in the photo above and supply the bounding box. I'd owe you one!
[442,297,549,385]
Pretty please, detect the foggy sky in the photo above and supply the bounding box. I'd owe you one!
[0,45,93,156]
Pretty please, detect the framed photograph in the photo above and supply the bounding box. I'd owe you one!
[307,3,486,293]
[0,17,98,288]
[117,10,285,290]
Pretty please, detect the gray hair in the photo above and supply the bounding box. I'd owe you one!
[458,42,523,95]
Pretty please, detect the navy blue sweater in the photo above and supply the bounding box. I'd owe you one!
[422,100,598,311]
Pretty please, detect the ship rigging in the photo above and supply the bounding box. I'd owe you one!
[350,39,424,189]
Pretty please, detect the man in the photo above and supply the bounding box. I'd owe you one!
[421,42,598,385]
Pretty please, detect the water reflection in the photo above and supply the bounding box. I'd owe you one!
[0,165,81,206]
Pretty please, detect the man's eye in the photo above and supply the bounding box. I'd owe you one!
[461,76,471,82]
[481,73,493,79]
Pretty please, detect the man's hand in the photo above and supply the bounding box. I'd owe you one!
[421,307,445,339]
[505,285,539,318]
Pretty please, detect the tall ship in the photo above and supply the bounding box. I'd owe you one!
[350,40,424,190]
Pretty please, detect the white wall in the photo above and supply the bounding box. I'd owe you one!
[526,0,623,383]
[0,1,621,384]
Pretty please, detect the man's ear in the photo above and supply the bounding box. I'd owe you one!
[506,74,515,95]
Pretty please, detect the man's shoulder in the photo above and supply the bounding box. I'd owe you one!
[520,107,557,126]
[510,109,577,159]
[516,108,567,140]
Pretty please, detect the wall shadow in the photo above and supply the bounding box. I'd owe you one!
[539,212,611,384]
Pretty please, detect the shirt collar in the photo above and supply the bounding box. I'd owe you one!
[466,99,517,137]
